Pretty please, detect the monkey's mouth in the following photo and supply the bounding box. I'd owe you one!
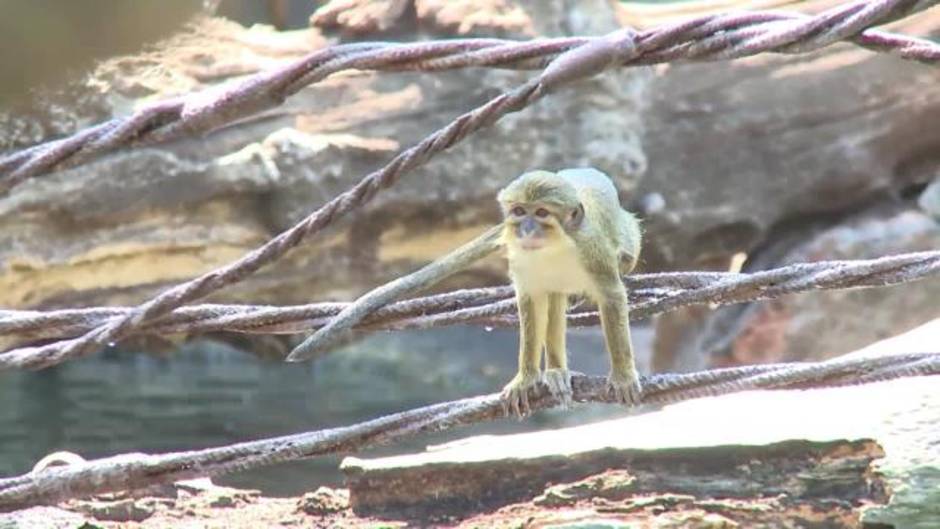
[518,239,546,250]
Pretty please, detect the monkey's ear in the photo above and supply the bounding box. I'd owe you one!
[567,203,584,230]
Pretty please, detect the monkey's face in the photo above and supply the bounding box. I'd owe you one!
[498,171,582,251]
[503,202,579,251]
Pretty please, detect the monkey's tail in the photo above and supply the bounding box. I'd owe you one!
[286,225,503,362]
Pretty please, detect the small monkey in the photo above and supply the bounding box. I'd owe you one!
[288,168,642,415]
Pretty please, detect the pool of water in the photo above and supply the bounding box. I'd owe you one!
[0,325,650,495]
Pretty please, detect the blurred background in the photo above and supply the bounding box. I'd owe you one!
[0,0,938,495]
[0,1,312,107]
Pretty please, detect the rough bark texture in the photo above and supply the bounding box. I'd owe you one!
[0,0,937,363]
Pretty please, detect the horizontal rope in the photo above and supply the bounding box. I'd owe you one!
[0,349,936,511]
[1,0,937,189]
[0,251,936,355]
[0,0,936,371]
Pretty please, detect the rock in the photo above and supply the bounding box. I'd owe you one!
[533,470,639,507]
[620,0,940,269]
[344,436,884,523]
[203,485,261,508]
[0,1,647,315]
[311,0,535,38]
[0,506,88,529]
[670,204,940,368]
[173,477,219,495]
[340,322,940,526]
[543,520,665,529]
[0,0,937,353]
[919,177,940,221]
[77,498,155,522]
[310,0,412,35]
[414,0,534,37]
[298,486,350,515]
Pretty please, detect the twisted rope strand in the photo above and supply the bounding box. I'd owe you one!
[1,0,937,188]
[0,79,547,369]
[0,350,936,510]
[0,0,936,370]
[1,252,937,363]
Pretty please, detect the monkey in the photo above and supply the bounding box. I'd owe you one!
[287,168,642,416]
[494,168,642,414]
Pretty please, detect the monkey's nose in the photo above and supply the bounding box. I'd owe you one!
[519,217,541,238]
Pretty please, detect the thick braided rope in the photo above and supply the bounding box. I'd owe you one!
[0,350,936,510]
[1,0,937,189]
[1,0,937,369]
[1,251,937,369]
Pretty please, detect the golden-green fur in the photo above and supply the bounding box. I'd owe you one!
[287,167,643,417]
[496,168,642,415]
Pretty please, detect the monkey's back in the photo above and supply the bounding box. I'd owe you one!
[557,168,620,207]
[557,168,641,270]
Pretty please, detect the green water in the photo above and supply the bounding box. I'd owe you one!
[0,326,638,495]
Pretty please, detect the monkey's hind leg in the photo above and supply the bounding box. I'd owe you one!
[598,284,642,406]
[501,291,548,417]
[543,292,572,407]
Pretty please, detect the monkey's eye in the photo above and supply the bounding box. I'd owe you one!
[535,208,550,218]
[511,206,526,217]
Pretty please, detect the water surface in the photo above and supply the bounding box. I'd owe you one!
[0,326,648,495]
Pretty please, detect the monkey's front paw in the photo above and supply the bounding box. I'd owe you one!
[500,372,541,418]
[542,368,573,408]
[606,372,642,407]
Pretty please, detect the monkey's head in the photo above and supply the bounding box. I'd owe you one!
[498,170,583,251]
